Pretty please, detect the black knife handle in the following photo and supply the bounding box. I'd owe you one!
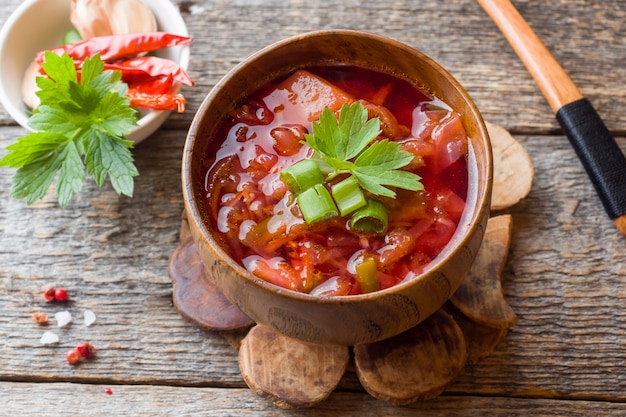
[556,98,626,220]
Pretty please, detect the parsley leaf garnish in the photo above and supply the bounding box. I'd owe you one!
[303,102,423,198]
[0,52,138,207]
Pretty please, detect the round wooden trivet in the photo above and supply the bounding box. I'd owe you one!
[239,324,350,408]
[168,123,531,408]
[450,214,518,329]
[169,237,253,332]
[354,309,467,406]
[488,121,534,210]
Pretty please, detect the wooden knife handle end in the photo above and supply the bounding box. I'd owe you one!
[615,215,626,237]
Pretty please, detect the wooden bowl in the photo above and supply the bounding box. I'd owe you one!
[182,30,492,346]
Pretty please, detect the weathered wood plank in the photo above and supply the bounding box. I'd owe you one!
[5,382,626,416]
[2,0,626,412]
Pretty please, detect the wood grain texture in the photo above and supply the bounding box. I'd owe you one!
[1,0,626,414]
[477,0,582,111]
[4,382,626,417]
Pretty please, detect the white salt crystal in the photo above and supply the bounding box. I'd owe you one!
[84,310,96,327]
[40,331,59,345]
[189,5,205,14]
[55,310,72,327]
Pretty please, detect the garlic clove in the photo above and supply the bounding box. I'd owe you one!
[109,0,157,35]
[70,0,157,40]
[70,0,114,39]
[22,60,41,110]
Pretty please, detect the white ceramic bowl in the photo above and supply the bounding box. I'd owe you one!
[0,0,190,143]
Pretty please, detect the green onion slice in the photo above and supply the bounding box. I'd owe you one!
[350,199,388,233]
[331,175,367,217]
[280,159,325,195]
[297,184,338,224]
[355,256,380,293]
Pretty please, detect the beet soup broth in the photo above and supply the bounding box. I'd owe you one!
[202,65,470,296]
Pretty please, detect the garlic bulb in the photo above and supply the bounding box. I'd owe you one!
[70,0,157,39]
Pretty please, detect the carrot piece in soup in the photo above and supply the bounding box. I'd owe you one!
[309,275,353,297]
[243,256,303,292]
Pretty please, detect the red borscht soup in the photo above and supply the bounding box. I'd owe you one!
[202,65,469,296]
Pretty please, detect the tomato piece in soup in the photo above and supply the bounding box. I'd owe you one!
[262,69,353,124]
[429,113,468,174]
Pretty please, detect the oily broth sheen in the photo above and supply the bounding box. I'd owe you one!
[202,65,470,296]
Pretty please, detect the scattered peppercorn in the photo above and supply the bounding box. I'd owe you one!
[32,312,49,325]
[54,288,68,302]
[66,348,81,365]
[44,287,56,301]
[66,342,96,365]
[76,342,95,359]
[43,286,69,302]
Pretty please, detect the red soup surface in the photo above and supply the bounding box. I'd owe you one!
[202,66,469,296]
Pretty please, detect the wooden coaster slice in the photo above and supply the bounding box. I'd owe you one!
[168,238,254,332]
[445,303,509,365]
[450,214,518,329]
[488,121,534,210]
[354,309,467,406]
[239,324,350,409]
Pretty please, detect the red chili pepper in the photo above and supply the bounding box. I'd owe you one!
[127,90,186,113]
[35,32,192,66]
[104,56,193,86]
[126,74,175,95]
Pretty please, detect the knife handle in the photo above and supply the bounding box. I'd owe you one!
[478,0,626,235]
[556,99,626,220]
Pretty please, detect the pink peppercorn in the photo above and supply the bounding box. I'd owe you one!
[54,288,68,302]
[76,342,95,359]
[32,312,48,325]
[66,349,81,365]
[43,287,56,301]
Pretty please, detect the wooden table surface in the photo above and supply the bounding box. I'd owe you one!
[2,0,626,415]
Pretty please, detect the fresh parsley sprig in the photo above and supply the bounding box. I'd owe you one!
[304,102,423,198]
[0,52,139,207]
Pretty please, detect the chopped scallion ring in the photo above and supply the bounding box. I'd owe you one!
[280,159,325,195]
[350,199,388,233]
[297,184,338,224]
[331,176,367,216]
